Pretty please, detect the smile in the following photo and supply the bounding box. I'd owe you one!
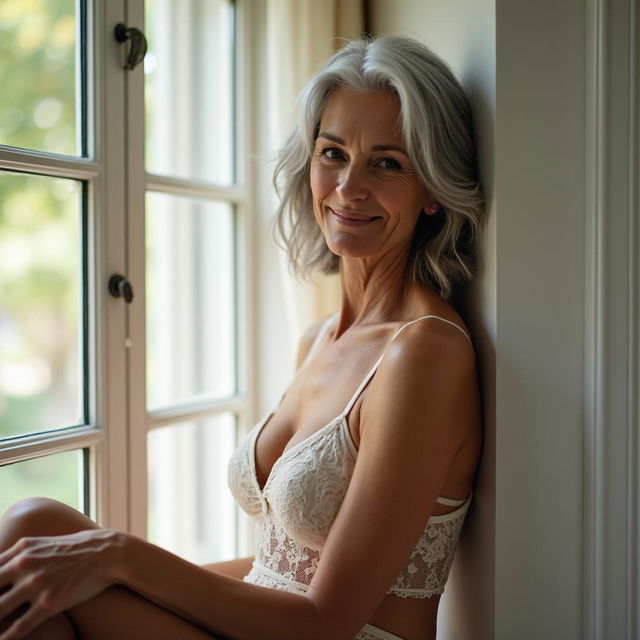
[330,209,381,227]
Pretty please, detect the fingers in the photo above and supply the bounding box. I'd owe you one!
[0,541,29,597]
[0,603,40,640]
[0,539,31,569]
[0,590,29,638]
[0,548,50,640]
[0,586,57,640]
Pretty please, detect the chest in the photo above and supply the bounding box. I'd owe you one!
[254,327,388,490]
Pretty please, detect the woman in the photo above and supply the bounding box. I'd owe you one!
[0,36,483,640]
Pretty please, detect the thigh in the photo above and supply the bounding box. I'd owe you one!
[68,587,220,640]
[1,603,75,639]
[0,499,222,639]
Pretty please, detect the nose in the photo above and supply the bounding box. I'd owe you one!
[336,163,369,202]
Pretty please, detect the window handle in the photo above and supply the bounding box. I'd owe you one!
[108,274,134,304]
[114,23,148,71]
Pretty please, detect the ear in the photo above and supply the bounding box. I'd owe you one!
[424,200,440,216]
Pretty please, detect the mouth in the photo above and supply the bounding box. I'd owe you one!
[330,208,382,227]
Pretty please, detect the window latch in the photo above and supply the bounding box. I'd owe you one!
[108,274,134,304]
[114,23,148,71]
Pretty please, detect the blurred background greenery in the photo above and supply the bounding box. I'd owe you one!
[0,0,83,514]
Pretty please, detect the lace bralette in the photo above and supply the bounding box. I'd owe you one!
[227,314,473,598]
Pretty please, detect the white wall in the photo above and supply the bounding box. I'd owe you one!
[371,1,585,638]
[493,2,586,637]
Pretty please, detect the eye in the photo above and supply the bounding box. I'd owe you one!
[376,157,402,170]
[319,146,344,161]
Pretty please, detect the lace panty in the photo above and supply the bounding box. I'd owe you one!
[355,623,405,640]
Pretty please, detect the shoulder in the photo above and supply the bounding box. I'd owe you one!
[384,315,475,380]
[361,315,478,447]
[295,314,336,370]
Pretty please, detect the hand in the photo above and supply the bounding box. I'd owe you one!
[0,529,121,640]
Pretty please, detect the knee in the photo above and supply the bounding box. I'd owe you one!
[0,497,97,550]
[1,496,69,528]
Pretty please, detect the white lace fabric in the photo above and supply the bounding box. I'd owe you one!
[227,402,470,599]
[227,314,472,609]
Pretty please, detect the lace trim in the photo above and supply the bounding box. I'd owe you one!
[388,586,442,598]
[357,625,405,640]
[246,562,309,592]
[244,566,406,640]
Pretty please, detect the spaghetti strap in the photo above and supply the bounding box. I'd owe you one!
[402,314,473,346]
[340,314,472,419]
[436,495,467,507]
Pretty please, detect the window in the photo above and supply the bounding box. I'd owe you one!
[0,0,93,517]
[141,0,242,564]
[0,0,252,565]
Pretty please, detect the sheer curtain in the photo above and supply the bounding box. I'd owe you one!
[265,0,365,344]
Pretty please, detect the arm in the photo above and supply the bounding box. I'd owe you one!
[113,536,322,639]
[305,320,479,637]
[201,556,254,580]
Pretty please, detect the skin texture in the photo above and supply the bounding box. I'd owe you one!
[311,88,433,262]
[0,89,481,640]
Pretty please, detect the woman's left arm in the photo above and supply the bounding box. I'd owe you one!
[0,527,322,640]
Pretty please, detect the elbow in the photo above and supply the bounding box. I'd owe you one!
[302,594,353,640]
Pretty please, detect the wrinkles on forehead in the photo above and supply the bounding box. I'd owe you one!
[316,88,406,154]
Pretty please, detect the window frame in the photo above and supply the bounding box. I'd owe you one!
[0,0,257,555]
[125,0,254,547]
[0,0,116,522]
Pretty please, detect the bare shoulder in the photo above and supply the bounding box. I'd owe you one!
[295,314,335,370]
[361,315,479,449]
[385,315,476,378]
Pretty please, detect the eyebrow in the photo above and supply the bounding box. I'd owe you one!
[317,132,409,156]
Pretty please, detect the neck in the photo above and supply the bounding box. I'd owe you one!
[334,249,423,339]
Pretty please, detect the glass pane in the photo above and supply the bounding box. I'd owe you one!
[145,0,234,184]
[0,449,83,517]
[0,172,84,439]
[0,0,80,155]
[146,192,235,410]
[147,414,236,564]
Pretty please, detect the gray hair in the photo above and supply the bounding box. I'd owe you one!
[273,35,484,299]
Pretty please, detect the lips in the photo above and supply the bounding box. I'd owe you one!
[330,208,381,226]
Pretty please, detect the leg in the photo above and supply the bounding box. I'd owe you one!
[0,499,221,640]
[0,499,91,639]
[0,608,77,640]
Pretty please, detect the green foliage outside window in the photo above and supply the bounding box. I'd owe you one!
[0,1,82,511]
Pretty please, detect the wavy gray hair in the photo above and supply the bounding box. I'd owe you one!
[273,35,484,299]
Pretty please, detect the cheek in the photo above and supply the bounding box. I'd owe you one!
[310,165,334,204]
[383,180,427,216]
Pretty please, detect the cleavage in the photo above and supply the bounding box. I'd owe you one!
[254,383,348,491]
[254,324,390,491]
[254,362,367,490]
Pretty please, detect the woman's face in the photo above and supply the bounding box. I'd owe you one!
[310,87,434,263]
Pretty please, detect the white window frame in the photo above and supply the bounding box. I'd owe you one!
[124,0,257,547]
[0,0,259,556]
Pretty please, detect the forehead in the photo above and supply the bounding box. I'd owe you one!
[319,87,403,141]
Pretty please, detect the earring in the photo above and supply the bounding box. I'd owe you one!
[427,201,439,214]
